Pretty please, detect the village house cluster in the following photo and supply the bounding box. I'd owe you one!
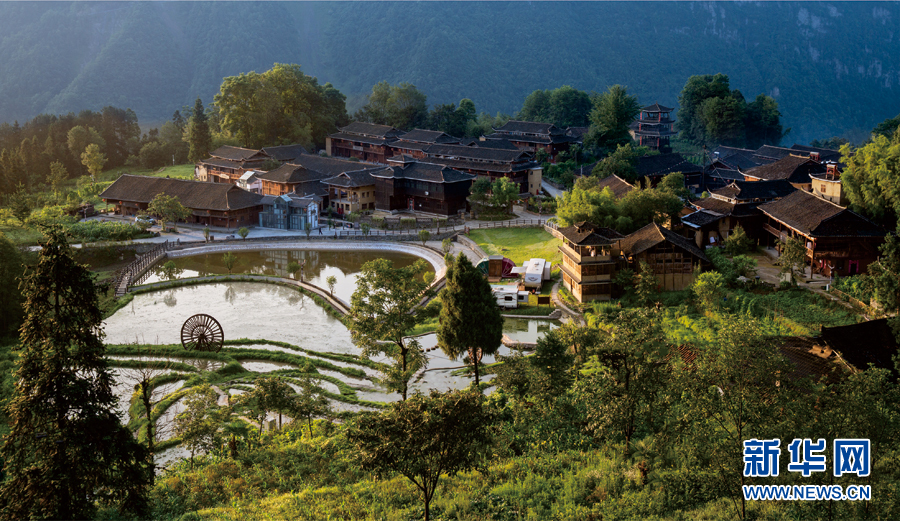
[100,102,886,290]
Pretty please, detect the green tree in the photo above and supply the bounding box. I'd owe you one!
[680,318,793,520]
[0,227,150,519]
[437,253,503,388]
[346,389,494,521]
[692,271,725,310]
[47,160,68,202]
[841,129,900,229]
[618,184,684,228]
[698,95,746,147]
[634,261,659,306]
[288,375,330,438]
[251,376,295,430]
[591,143,642,182]
[587,85,642,153]
[872,113,900,140]
[723,224,753,256]
[676,73,733,146]
[866,234,900,312]
[326,275,337,295]
[138,140,167,169]
[80,143,107,184]
[8,184,31,225]
[418,228,431,246]
[491,176,519,213]
[214,64,348,149]
[518,85,592,127]
[355,81,428,131]
[146,193,191,231]
[223,251,238,274]
[777,236,807,283]
[66,125,105,167]
[174,384,223,468]
[348,259,433,400]
[185,97,212,163]
[0,232,24,337]
[578,309,669,457]
[744,94,785,149]
[238,226,249,240]
[427,103,468,137]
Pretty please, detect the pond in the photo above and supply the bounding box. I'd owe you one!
[141,249,433,304]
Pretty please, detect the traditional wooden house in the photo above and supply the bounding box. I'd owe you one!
[101,175,264,228]
[594,174,635,199]
[388,129,460,160]
[321,169,380,214]
[685,180,796,247]
[486,120,578,162]
[810,162,846,205]
[260,144,309,163]
[326,122,403,163]
[820,319,899,372]
[615,222,711,291]
[629,103,676,153]
[257,163,332,197]
[758,190,885,276]
[194,146,273,184]
[557,222,624,302]
[422,143,541,194]
[634,153,704,191]
[741,154,825,191]
[370,156,475,216]
[258,193,320,231]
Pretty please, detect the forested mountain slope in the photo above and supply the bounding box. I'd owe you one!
[1,2,898,144]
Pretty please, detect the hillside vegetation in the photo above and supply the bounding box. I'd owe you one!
[0,2,898,143]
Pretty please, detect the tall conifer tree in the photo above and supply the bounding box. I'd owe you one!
[187,97,212,163]
[437,253,503,388]
[0,227,150,520]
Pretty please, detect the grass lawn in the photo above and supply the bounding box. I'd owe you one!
[98,163,194,183]
[467,227,561,267]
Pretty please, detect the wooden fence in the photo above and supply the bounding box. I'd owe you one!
[827,287,881,316]
[113,241,170,297]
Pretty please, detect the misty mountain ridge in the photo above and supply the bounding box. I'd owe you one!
[1,1,898,144]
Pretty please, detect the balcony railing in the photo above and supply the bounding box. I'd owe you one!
[559,243,612,264]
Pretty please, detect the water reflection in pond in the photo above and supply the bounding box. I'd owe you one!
[143,250,433,304]
[502,318,559,344]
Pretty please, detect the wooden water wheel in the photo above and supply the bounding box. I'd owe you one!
[181,314,224,353]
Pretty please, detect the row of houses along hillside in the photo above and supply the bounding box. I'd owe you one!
[325,121,557,194]
[103,150,478,230]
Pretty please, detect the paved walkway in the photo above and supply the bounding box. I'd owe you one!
[541,180,565,198]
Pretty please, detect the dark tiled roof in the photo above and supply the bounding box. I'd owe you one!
[328,132,398,147]
[485,131,576,145]
[790,144,843,163]
[693,197,736,215]
[199,157,245,170]
[743,155,824,183]
[425,143,533,163]
[258,163,331,184]
[390,140,431,152]
[821,319,899,372]
[209,145,270,162]
[681,210,724,228]
[753,145,800,162]
[617,222,710,263]
[101,175,263,211]
[573,162,598,177]
[467,138,522,151]
[375,160,475,184]
[712,180,796,202]
[261,144,309,162]
[705,167,746,182]
[566,127,590,139]
[291,154,377,177]
[642,103,674,113]
[493,120,562,135]
[339,121,403,138]
[628,121,677,136]
[712,146,768,170]
[321,169,378,188]
[759,190,885,237]
[777,337,850,384]
[399,129,459,144]
[596,175,635,199]
[557,221,621,246]
[635,153,702,177]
